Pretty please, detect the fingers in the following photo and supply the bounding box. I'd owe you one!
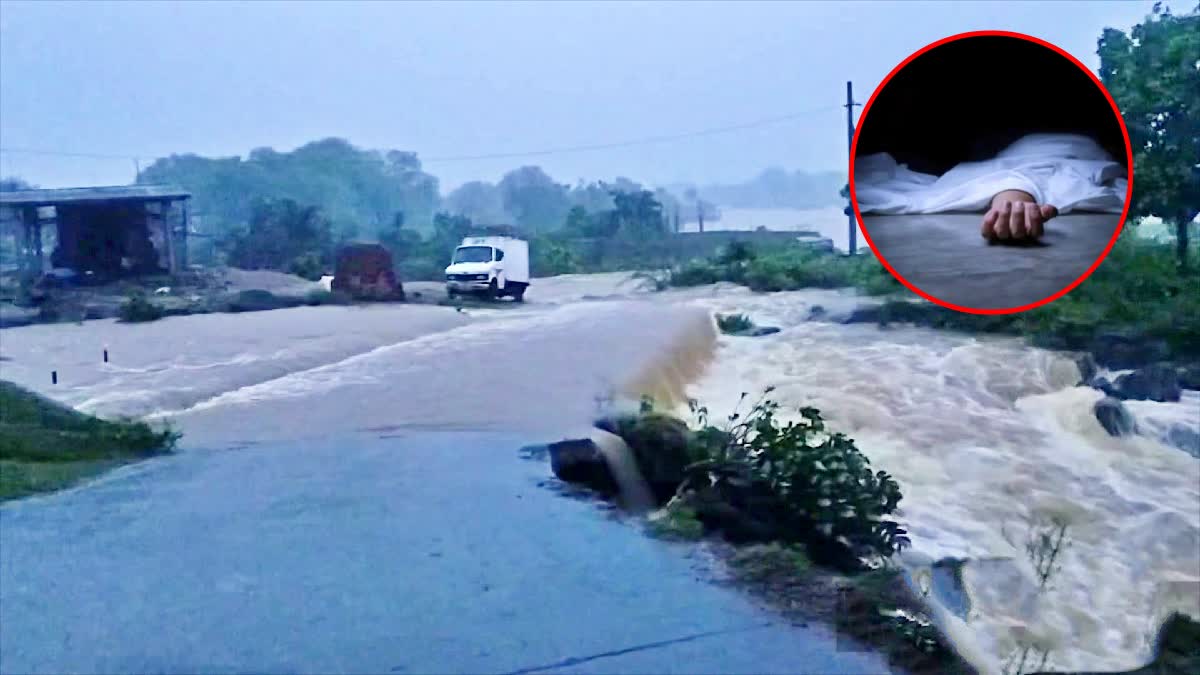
[982,199,1052,242]
[1022,202,1039,238]
[996,201,1013,239]
[982,209,999,239]
[1027,203,1045,239]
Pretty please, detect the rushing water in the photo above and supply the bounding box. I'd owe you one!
[675,287,1200,674]
[1,272,1196,674]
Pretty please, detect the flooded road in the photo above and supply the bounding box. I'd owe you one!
[1,271,1197,674]
[0,433,889,674]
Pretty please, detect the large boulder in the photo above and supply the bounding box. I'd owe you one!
[601,413,694,505]
[332,243,405,301]
[546,438,619,496]
[1094,396,1137,437]
[1111,363,1182,402]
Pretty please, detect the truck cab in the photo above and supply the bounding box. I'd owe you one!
[444,236,530,301]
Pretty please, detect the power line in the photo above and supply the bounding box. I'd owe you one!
[421,105,842,162]
[0,104,841,167]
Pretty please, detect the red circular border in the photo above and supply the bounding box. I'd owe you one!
[849,30,1134,315]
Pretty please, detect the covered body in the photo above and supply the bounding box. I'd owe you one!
[854,134,1127,215]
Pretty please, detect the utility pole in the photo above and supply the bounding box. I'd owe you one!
[845,81,861,255]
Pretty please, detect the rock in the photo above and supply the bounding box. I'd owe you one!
[806,304,826,321]
[332,243,405,301]
[1177,364,1200,391]
[1094,397,1137,437]
[1111,363,1182,402]
[224,289,293,313]
[730,326,781,337]
[604,413,694,505]
[1074,353,1099,385]
[840,305,882,324]
[1088,332,1170,370]
[1164,426,1200,459]
[1086,375,1115,396]
[546,438,619,496]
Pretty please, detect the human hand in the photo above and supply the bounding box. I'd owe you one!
[981,190,1058,241]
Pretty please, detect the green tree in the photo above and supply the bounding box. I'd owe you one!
[221,198,334,272]
[498,166,571,232]
[378,212,423,262]
[141,138,440,243]
[1098,2,1200,269]
[444,180,509,224]
[0,176,35,191]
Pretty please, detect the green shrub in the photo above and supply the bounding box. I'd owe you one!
[669,260,723,287]
[287,251,326,281]
[397,257,445,281]
[117,292,165,323]
[646,501,705,540]
[716,313,755,334]
[684,389,909,564]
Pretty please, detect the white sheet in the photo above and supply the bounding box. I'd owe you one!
[854,133,1127,215]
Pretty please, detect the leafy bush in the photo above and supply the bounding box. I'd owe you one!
[531,237,581,277]
[397,258,445,281]
[287,251,326,281]
[665,243,901,296]
[117,292,165,323]
[669,260,723,287]
[683,389,909,565]
[716,313,754,334]
[867,232,1200,363]
[646,502,705,540]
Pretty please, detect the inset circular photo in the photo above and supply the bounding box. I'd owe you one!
[850,31,1132,313]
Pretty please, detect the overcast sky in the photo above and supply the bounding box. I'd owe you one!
[0,0,1153,191]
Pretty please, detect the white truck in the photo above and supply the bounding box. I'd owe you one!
[444,236,530,302]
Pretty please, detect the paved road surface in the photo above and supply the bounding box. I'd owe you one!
[862,213,1119,309]
[1,432,894,674]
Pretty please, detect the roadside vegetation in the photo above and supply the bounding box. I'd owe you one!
[0,381,179,501]
[581,391,966,674]
[663,239,900,294]
[867,230,1200,364]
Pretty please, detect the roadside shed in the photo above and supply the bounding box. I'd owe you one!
[0,184,191,280]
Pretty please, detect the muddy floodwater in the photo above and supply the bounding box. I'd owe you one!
[1,271,1197,674]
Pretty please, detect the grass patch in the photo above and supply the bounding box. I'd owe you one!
[117,291,165,323]
[728,542,813,580]
[0,381,179,501]
[664,242,902,296]
[646,501,705,541]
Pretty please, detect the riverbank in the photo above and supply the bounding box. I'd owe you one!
[0,381,178,501]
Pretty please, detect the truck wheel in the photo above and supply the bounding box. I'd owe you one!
[512,285,526,302]
[486,279,498,300]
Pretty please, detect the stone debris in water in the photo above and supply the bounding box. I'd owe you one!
[1094,396,1138,437]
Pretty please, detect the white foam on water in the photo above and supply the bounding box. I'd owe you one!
[677,288,1200,674]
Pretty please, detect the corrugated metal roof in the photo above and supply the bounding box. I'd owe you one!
[0,184,190,206]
